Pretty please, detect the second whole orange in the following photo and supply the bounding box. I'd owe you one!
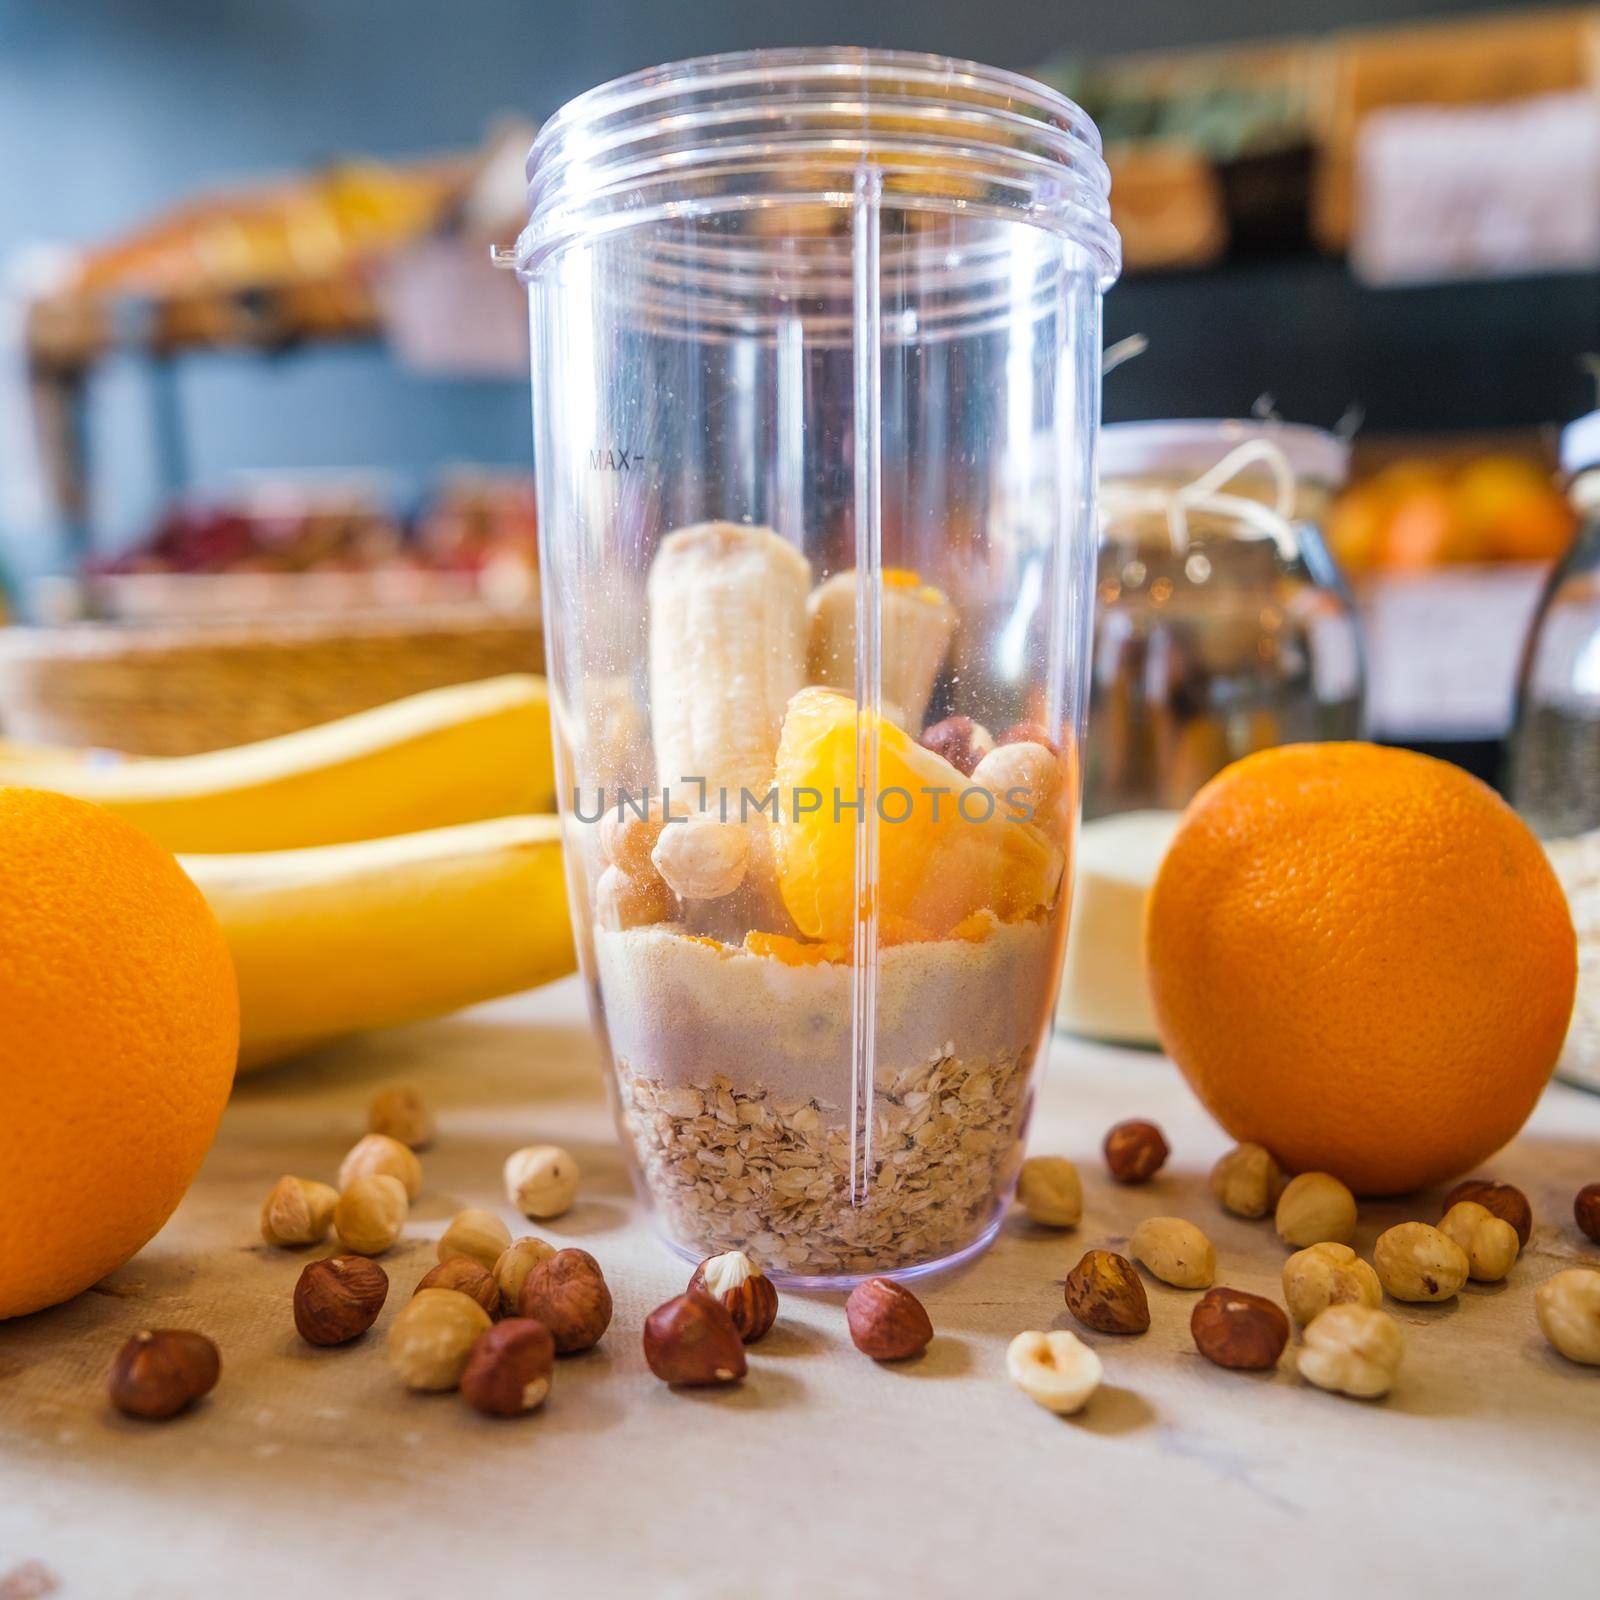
[1145,744,1576,1195]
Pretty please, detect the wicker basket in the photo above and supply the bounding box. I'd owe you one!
[0,604,543,756]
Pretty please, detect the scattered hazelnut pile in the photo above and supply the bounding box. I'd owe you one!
[103,1083,1600,1425]
[1006,1125,1600,1416]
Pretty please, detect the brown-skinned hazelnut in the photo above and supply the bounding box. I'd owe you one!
[845,1277,934,1360]
[415,1257,500,1320]
[918,715,994,776]
[1064,1250,1150,1334]
[459,1318,556,1415]
[688,1250,778,1342]
[1191,1287,1289,1370]
[1576,1183,1600,1245]
[1103,1119,1169,1184]
[516,1248,612,1353]
[1442,1179,1532,1248]
[643,1293,747,1385]
[108,1329,220,1419]
[293,1255,389,1346]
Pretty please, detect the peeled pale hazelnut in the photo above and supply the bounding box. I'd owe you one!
[493,1236,558,1317]
[1442,1178,1532,1248]
[293,1255,389,1346]
[1064,1250,1150,1335]
[338,1133,423,1202]
[415,1257,500,1320]
[971,741,1062,826]
[1210,1143,1286,1220]
[1274,1171,1357,1248]
[599,795,676,877]
[108,1329,220,1420]
[1190,1287,1289,1370]
[368,1086,434,1150]
[845,1277,934,1360]
[1438,1200,1520,1283]
[334,1173,409,1256]
[437,1207,512,1271]
[459,1318,556,1416]
[1299,1303,1404,1398]
[1282,1242,1382,1325]
[1373,1222,1469,1303]
[1129,1217,1216,1289]
[1006,1329,1103,1415]
[918,715,994,777]
[1016,1156,1082,1228]
[689,1250,779,1342]
[1535,1268,1600,1365]
[595,864,675,930]
[259,1175,339,1248]
[504,1144,580,1220]
[1103,1119,1168,1184]
[1576,1184,1600,1245]
[651,816,750,901]
[643,1292,748,1385]
[386,1288,492,1391]
[517,1248,613,1353]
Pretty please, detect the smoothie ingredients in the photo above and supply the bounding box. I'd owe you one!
[460,1319,555,1416]
[642,1293,748,1386]
[516,1249,612,1353]
[437,1208,511,1270]
[1298,1304,1405,1398]
[845,1278,934,1361]
[918,715,994,776]
[1442,1179,1533,1248]
[1210,1143,1286,1220]
[688,1251,779,1343]
[1438,1202,1520,1282]
[1190,1287,1289,1371]
[1535,1269,1600,1365]
[1146,743,1577,1195]
[1065,1251,1150,1335]
[1374,1223,1470,1303]
[293,1256,389,1346]
[368,1086,434,1149]
[259,1176,338,1248]
[387,1288,493,1391]
[0,788,238,1321]
[1016,1156,1083,1228]
[1128,1217,1215,1289]
[415,1259,500,1320]
[1275,1172,1357,1248]
[1103,1119,1169,1184]
[335,1175,409,1256]
[503,1145,580,1220]
[1006,1330,1102,1415]
[108,1329,221,1420]
[1282,1243,1382,1325]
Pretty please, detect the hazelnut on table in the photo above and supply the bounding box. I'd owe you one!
[1191,1287,1289,1370]
[368,1086,434,1150]
[643,1293,747,1386]
[437,1207,512,1271]
[338,1133,423,1202]
[689,1250,779,1343]
[845,1278,934,1360]
[108,1330,220,1420]
[1438,1201,1520,1282]
[1064,1250,1150,1335]
[1282,1242,1381,1325]
[335,1174,409,1256]
[1210,1143,1285,1220]
[1274,1171,1357,1248]
[1573,1183,1600,1245]
[259,1176,339,1248]
[1535,1268,1600,1366]
[415,1258,501,1320]
[1442,1178,1532,1248]
[493,1236,558,1317]
[387,1288,493,1391]
[504,1144,580,1220]
[460,1319,556,1416]
[1006,1330,1102,1415]
[1298,1303,1404,1399]
[1015,1156,1082,1228]
[1128,1217,1215,1289]
[1103,1119,1169,1184]
[294,1256,389,1347]
[1373,1222,1469,1303]
[517,1248,613,1353]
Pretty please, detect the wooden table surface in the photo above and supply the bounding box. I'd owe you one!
[2,976,1598,1599]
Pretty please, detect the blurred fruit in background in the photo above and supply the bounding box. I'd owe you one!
[1330,453,1575,572]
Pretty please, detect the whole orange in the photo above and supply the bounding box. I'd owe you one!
[1145,744,1576,1195]
[0,788,238,1318]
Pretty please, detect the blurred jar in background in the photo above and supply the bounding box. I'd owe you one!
[1508,412,1600,1091]
[1060,419,1364,1044]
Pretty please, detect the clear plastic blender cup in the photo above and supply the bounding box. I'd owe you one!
[511,48,1120,1284]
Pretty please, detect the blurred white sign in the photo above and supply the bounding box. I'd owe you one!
[1352,91,1600,285]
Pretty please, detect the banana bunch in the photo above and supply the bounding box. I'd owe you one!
[1,675,573,1070]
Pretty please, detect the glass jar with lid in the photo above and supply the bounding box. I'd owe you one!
[1507,412,1600,1090]
[1058,419,1364,1043]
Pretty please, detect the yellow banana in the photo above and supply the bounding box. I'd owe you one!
[184,814,575,1071]
[0,674,555,853]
